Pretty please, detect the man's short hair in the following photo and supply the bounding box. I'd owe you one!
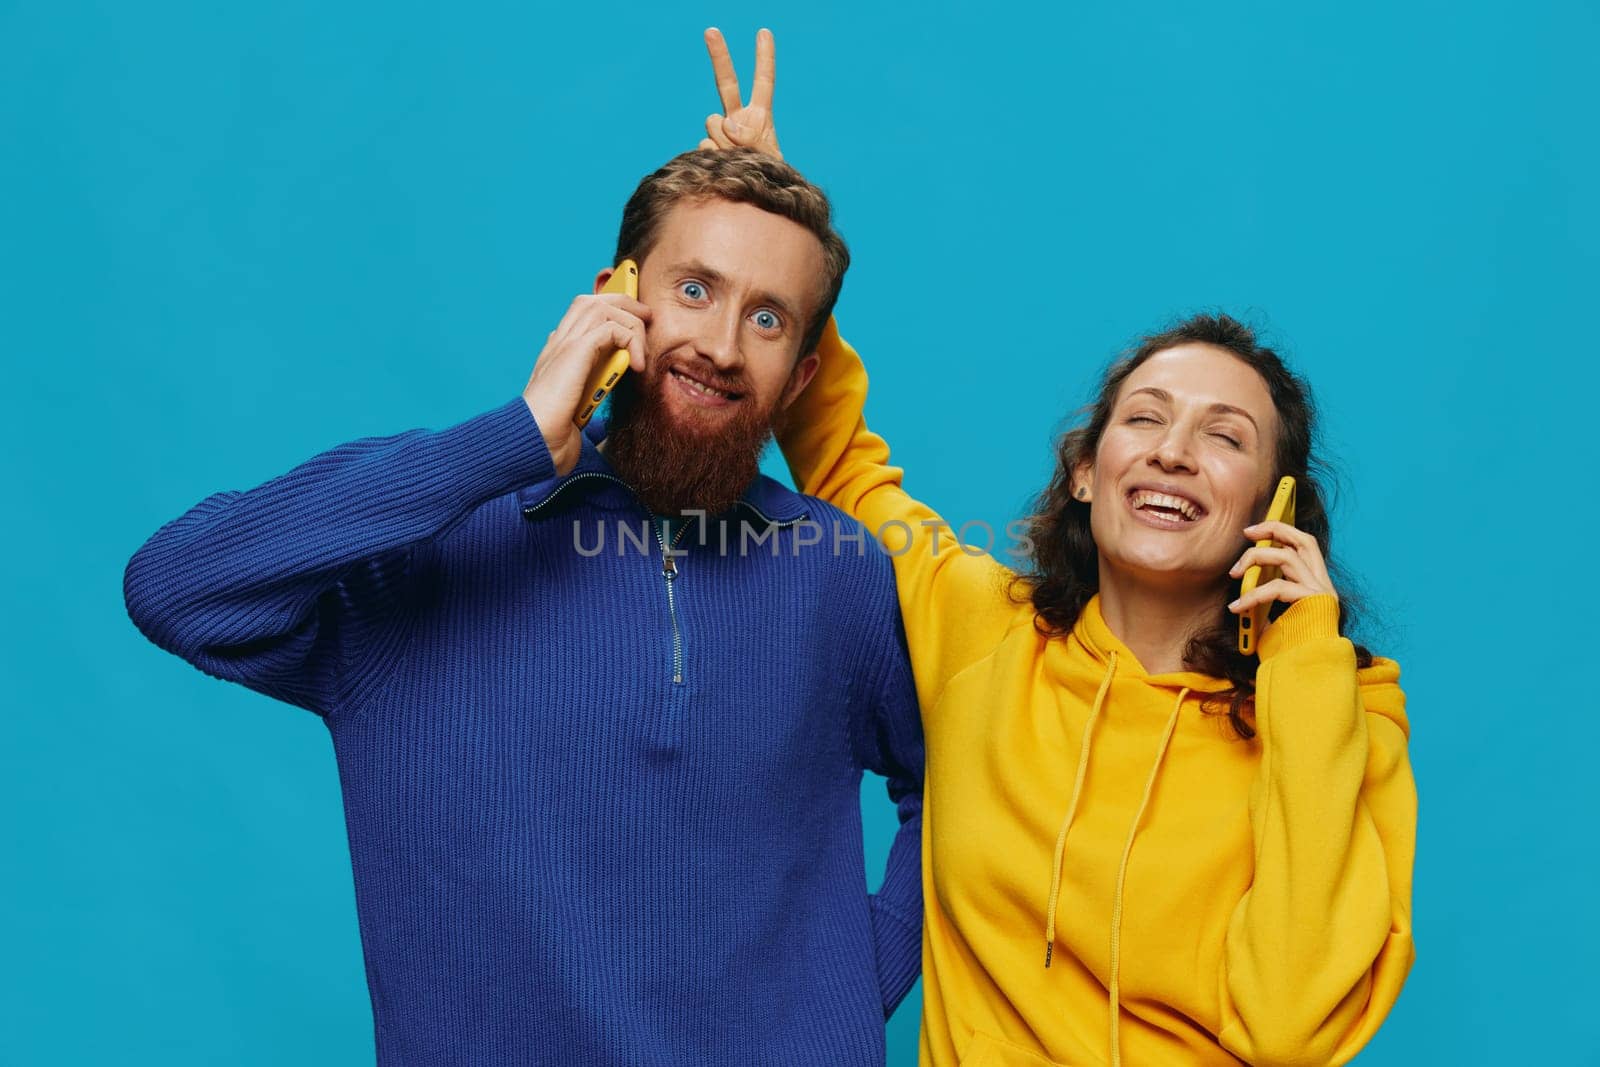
[615,147,850,356]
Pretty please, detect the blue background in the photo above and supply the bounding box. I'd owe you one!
[3,1,1595,1063]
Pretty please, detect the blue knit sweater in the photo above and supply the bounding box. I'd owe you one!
[123,397,925,1066]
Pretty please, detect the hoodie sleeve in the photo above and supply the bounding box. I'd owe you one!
[779,321,1025,713]
[852,578,926,1017]
[123,398,557,719]
[1216,594,1417,1066]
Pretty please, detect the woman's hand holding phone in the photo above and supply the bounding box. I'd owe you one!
[1228,505,1340,653]
[522,281,650,477]
[1229,520,1338,606]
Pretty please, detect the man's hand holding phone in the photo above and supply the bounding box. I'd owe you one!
[522,276,650,477]
[526,25,781,478]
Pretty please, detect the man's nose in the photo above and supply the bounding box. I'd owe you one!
[694,309,745,373]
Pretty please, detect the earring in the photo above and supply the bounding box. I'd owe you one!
[1076,487,1089,500]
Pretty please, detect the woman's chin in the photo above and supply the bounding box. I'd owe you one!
[1102,552,1230,594]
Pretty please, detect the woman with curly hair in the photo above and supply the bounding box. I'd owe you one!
[700,29,1415,1067]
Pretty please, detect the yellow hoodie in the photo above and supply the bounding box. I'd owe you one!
[780,324,1417,1067]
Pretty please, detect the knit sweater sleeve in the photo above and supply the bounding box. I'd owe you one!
[1216,594,1417,1066]
[123,397,556,719]
[778,321,1023,714]
[852,578,926,1018]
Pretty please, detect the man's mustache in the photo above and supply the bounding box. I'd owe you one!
[648,351,753,397]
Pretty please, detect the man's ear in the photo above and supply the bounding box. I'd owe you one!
[779,349,821,411]
[592,267,615,294]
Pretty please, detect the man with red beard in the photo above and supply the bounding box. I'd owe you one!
[527,150,843,518]
[124,145,923,1067]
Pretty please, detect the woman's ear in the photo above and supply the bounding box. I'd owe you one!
[1071,459,1094,502]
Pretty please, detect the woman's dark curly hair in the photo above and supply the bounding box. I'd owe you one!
[1010,312,1371,739]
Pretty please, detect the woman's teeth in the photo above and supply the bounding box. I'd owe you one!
[1129,490,1201,521]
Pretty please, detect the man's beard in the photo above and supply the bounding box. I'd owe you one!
[603,353,779,517]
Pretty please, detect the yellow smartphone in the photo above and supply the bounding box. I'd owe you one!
[573,259,640,428]
[1238,475,1297,656]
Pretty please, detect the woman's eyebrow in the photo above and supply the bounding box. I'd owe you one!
[1205,403,1260,430]
[1125,387,1260,430]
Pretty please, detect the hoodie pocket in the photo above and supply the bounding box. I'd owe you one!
[960,1030,1070,1067]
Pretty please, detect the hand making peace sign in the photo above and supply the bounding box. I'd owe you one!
[699,27,783,161]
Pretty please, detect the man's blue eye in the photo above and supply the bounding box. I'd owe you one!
[753,310,779,330]
[682,282,705,300]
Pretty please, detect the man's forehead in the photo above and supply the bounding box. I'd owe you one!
[647,198,826,303]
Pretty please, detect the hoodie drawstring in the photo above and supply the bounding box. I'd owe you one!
[1043,651,1117,967]
[1041,655,1190,1067]
[1106,687,1187,1067]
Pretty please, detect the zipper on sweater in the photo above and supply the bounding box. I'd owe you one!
[520,472,634,522]
[527,483,811,687]
[653,519,691,685]
[524,472,690,684]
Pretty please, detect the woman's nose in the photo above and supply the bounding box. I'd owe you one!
[1149,432,1196,472]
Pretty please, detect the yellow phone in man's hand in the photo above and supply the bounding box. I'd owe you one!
[1238,475,1297,656]
[574,259,640,428]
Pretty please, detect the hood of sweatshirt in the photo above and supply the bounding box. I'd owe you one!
[1063,594,1407,735]
[1037,595,1405,1065]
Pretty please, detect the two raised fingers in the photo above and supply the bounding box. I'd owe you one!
[704,26,774,113]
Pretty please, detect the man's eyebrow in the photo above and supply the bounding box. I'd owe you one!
[1124,387,1260,430]
[662,259,729,288]
[662,259,802,328]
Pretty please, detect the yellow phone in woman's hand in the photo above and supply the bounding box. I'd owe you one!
[1238,475,1297,655]
[574,259,639,428]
